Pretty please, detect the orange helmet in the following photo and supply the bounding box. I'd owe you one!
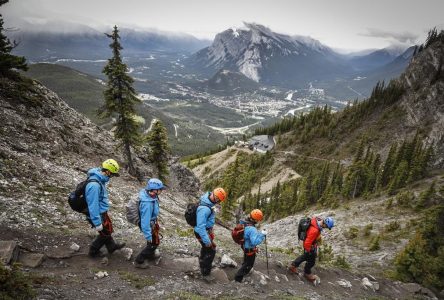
[213,187,227,202]
[250,209,263,222]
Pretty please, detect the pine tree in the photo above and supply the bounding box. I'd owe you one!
[145,120,170,182]
[100,25,141,175]
[0,0,27,77]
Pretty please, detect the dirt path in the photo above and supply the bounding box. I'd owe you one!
[1,225,431,300]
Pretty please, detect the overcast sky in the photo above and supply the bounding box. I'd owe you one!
[2,0,444,51]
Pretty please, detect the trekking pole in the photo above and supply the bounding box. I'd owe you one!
[265,235,269,276]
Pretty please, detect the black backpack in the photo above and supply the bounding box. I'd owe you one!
[184,202,212,227]
[68,179,101,213]
[297,217,312,241]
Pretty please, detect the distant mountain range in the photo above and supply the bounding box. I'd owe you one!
[11,21,414,99]
[10,26,210,61]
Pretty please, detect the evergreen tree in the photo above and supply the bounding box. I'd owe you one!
[0,0,27,77]
[146,120,170,182]
[100,25,141,175]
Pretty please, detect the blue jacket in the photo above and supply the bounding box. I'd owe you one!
[194,192,215,245]
[139,189,159,241]
[240,219,265,249]
[85,168,109,227]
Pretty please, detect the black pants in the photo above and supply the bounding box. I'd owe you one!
[292,249,316,274]
[235,250,256,282]
[135,241,158,264]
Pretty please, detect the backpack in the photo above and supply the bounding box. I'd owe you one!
[126,194,141,226]
[68,179,101,213]
[297,217,312,241]
[184,202,212,227]
[231,223,253,245]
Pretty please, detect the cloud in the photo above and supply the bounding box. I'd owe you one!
[360,28,419,44]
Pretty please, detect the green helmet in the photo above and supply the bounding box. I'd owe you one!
[102,159,120,174]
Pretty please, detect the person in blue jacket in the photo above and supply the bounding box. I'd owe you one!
[194,187,227,282]
[135,178,165,268]
[234,209,267,282]
[86,159,126,257]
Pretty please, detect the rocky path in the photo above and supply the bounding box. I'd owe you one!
[1,224,438,300]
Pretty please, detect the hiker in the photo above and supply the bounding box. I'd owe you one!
[234,209,267,283]
[289,216,334,281]
[134,178,165,268]
[86,159,126,257]
[194,187,227,282]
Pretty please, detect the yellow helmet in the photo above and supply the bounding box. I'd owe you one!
[102,159,120,174]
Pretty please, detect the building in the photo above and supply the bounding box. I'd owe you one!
[248,135,275,153]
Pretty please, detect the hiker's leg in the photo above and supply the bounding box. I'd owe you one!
[304,250,317,274]
[200,246,216,276]
[89,235,108,256]
[235,252,256,282]
[292,251,308,267]
[135,241,157,264]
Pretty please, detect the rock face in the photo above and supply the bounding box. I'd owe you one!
[397,39,444,167]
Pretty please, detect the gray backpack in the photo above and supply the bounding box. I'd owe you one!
[126,194,141,226]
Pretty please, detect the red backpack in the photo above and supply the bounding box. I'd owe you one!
[231,223,253,245]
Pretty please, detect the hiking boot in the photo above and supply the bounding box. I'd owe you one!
[105,239,126,254]
[288,265,298,274]
[134,261,150,269]
[202,274,215,283]
[304,273,317,282]
[88,248,105,258]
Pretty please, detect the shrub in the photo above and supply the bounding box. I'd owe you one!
[395,191,415,208]
[0,263,36,300]
[394,205,444,290]
[385,221,401,232]
[333,255,351,269]
[344,226,359,239]
[369,235,381,251]
[363,223,373,237]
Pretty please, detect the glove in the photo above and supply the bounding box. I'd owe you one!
[94,224,103,232]
[261,229,267,236]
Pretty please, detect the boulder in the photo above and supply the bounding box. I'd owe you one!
[220,254,237,268]
[173,257,200,273]
[337,279,352,289]
[69,243,80,252]
[0,241,19,264]
[18,252,44,268]
[211,268,230,283]
[119,247,133,261]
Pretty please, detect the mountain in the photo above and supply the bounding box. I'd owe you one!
[187,23,350,88]
[348,45,410,71]
[206,69,260,95]
[10,25,210,61]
